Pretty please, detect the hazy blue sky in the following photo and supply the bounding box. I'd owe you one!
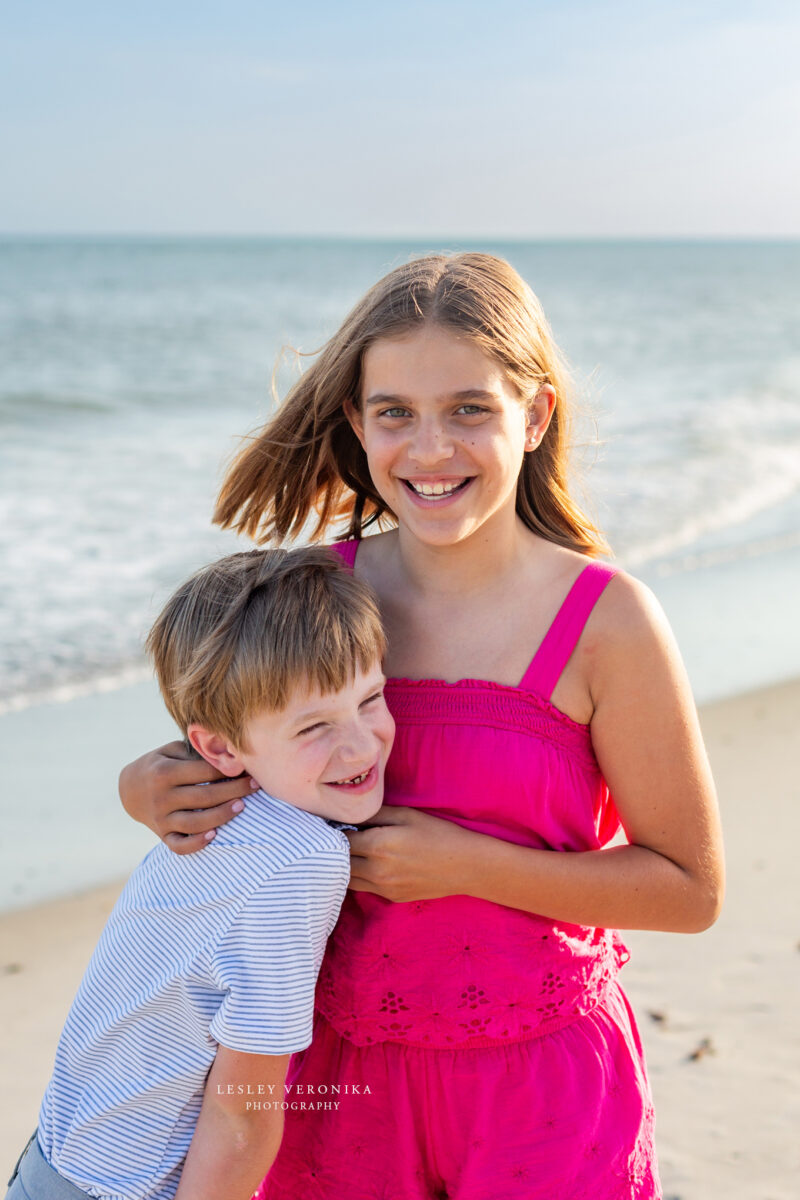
[2,0,798,236]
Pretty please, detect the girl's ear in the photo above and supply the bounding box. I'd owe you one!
[187,725,246,777]
[343,397,366,449]
[524,383,556,450]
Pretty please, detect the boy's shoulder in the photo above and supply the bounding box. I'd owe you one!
[210,788,352,867]
[115,790,351,942]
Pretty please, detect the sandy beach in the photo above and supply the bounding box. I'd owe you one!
[2,678,798,1198]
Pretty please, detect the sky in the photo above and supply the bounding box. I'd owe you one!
[1,0,799,237]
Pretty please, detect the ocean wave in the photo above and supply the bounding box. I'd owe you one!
[628,528,800,578]
[619,463,800,568]
[0,663,153,717]
[0,390,119,419]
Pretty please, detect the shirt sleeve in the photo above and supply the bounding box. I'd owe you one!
[208,847,349,1055]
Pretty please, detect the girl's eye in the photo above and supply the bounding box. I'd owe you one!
[378,406,411,419]
[456,404,486,416]
[297,722,326,737]
[361,690,385,707]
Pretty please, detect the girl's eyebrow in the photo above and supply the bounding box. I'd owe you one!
[364,388,498,408]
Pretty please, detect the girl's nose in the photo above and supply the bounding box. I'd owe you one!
[408,418,455,466]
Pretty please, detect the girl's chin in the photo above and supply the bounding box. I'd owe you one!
[397,508,491,546]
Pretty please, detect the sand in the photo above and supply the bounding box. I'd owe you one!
[2,679,798,1198]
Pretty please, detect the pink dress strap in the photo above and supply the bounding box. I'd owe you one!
[330,539,359,568]
[519,561,618,700]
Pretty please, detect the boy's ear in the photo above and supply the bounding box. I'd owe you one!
[187,725,246,776]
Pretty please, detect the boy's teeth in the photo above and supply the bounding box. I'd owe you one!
[337,770,368,785]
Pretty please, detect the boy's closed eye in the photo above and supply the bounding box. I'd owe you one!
[296,690,386,737]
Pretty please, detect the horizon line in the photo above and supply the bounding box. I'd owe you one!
[2,231,799,243]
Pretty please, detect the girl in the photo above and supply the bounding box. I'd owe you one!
[120,253,724,1199]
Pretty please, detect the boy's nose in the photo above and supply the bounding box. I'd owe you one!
[336,721,378,764]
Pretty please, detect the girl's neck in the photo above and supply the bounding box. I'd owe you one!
[394,514,534,600]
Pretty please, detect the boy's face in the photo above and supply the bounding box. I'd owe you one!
[190,661,394,824]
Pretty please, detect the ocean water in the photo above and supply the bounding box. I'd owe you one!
[1,237,800,713]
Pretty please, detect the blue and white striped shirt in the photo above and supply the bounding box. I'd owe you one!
[37,789,351,1200]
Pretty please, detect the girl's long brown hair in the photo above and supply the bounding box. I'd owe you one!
[214,252,609,556]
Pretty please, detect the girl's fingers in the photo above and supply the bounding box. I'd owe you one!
[165,777,253,811]
[163,831,218,856]
[347,874,382,893]
[153,751,229,788]
[154,739,199,763]
[169,801,245,837]
[357,805,411,826]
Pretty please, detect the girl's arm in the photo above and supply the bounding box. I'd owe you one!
[347,574,725,933]
[119,741,253,854]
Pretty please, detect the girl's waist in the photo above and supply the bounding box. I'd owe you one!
[316,895,629,1048]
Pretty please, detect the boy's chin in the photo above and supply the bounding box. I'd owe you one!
[327,792,384,825]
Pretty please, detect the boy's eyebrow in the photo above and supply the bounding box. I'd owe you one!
[289,676,387,725]
[363,389,497,408]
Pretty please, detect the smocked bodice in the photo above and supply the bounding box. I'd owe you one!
[315,543,630,1048]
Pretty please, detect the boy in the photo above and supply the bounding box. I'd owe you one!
[6,547,393,1200]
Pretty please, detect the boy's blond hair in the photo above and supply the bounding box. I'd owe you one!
[146,547,385,750]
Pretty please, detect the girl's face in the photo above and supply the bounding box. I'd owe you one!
[347,325,554,548]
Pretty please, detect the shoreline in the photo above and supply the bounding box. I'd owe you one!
[2,676,799,1196]
[4,526,800,914]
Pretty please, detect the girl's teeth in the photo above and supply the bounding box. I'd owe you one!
[409,481,463,497]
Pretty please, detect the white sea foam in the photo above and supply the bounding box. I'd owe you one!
[620,453,800,569]
[0,664,153,717]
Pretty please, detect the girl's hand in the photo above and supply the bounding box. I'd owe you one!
[119,741,253,855]
[345,806,475,902]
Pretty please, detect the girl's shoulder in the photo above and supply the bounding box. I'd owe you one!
[583,563,666,644]
[575,562,684,705]
[529,539,671,668]
[525,543,665,659]
[333,529,397,579]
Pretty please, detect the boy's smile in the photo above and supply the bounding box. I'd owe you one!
[189,661,394,825]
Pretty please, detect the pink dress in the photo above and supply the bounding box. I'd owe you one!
[257,541,661,1200]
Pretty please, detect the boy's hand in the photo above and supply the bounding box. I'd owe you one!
[119,740,253,854]
[346,805,475,903]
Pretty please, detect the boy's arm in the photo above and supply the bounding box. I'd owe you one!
[174,1044,290,1200]
[174,843,349,1198]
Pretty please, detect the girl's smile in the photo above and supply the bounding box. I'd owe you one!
[401,476,474,503]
